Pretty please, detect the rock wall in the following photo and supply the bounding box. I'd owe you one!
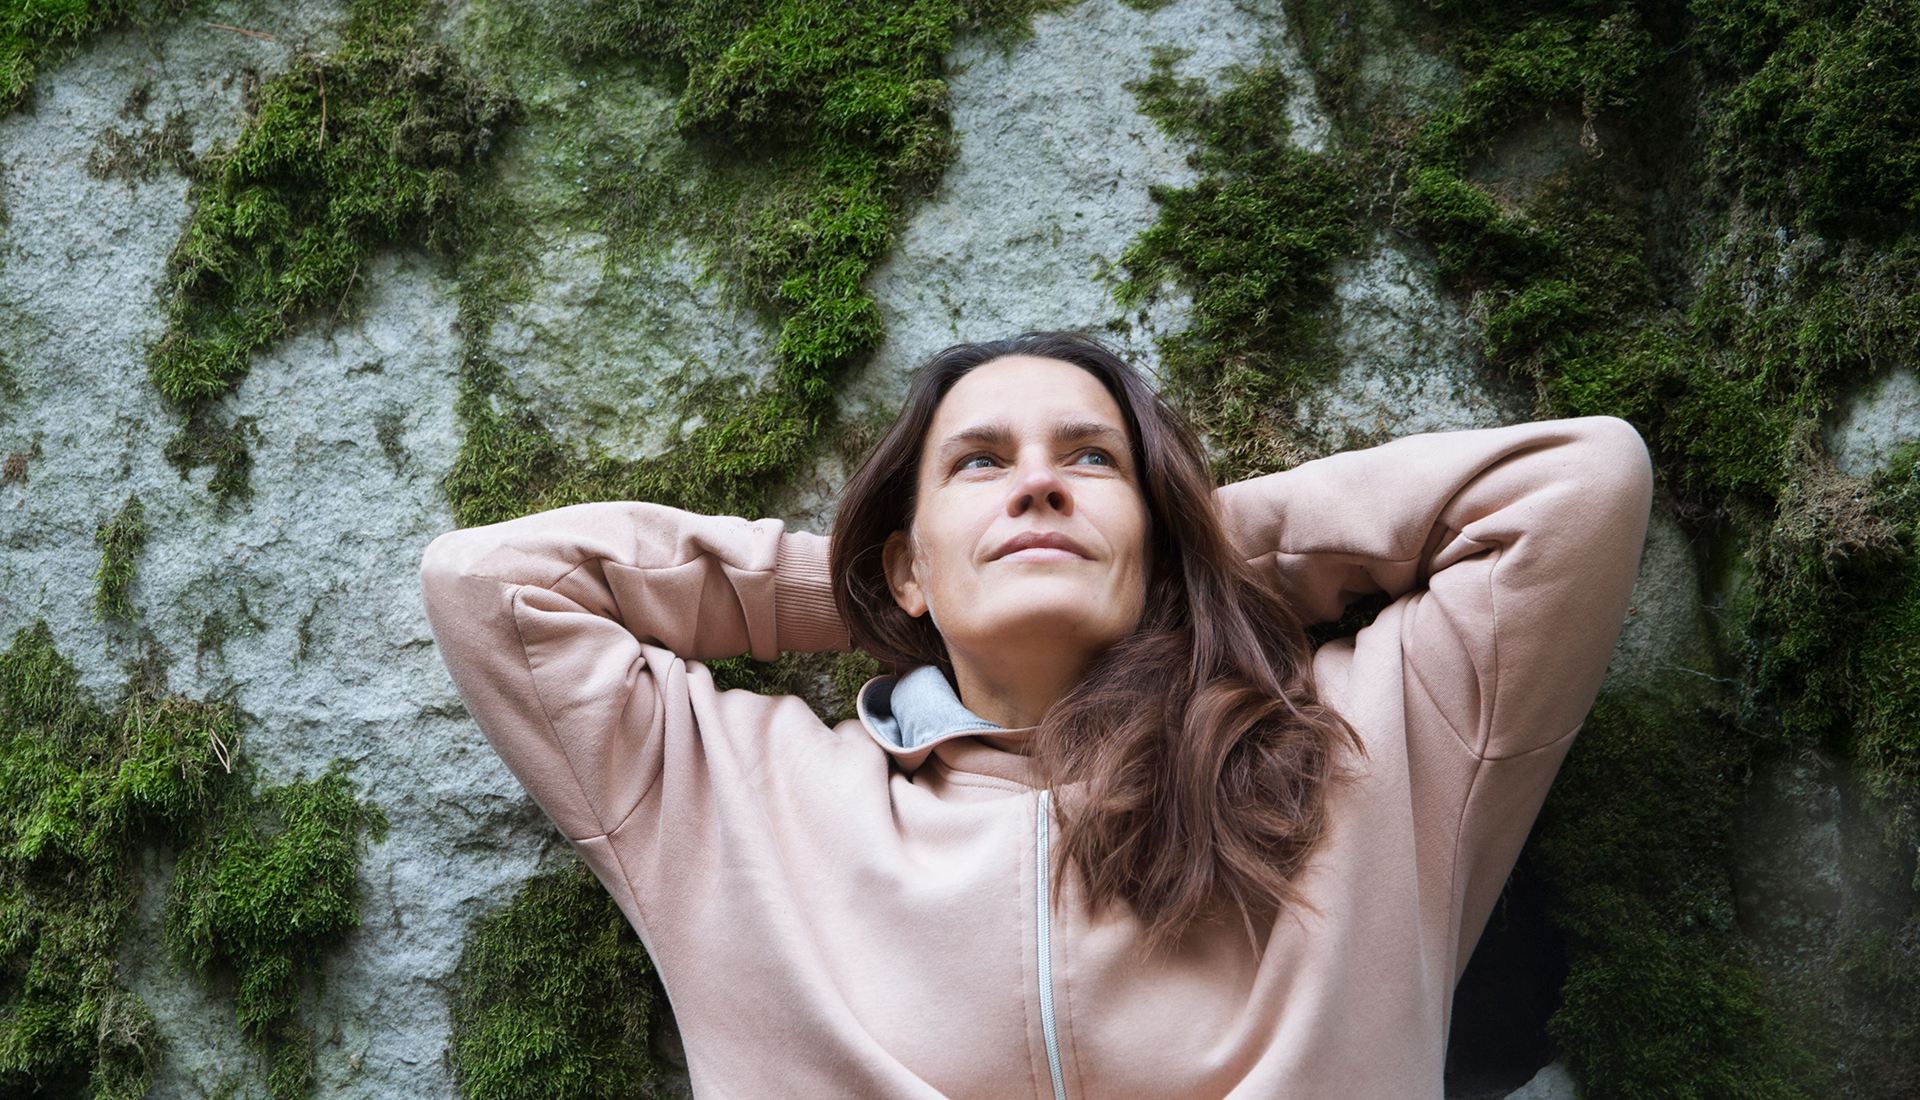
[1,2,1914,1099]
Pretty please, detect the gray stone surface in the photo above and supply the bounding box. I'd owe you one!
[0,9,559,1099]
[1827,366,1920,477]
[851,0,1316,419]
[1602,500,1721,699]
[1502,1061,1578,1100]
[1294,232,1528,455]
[485,232,779,464]
[773,0,1321,525]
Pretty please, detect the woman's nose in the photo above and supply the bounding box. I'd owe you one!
[1007,455,1072,517]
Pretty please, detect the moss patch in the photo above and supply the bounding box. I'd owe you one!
[1113,51,1363,480]
[164,412,260,505]
[707,649,881,726]
[0,623,385,1099]
[444,0,1063,524]
[1700,0,1920,236]
[0,1,192,110]
[166,763,388,1100]
[1533,693,1825,1098]
[450,861,660,1100]
[92,494,147,621]
[151,0,513,496]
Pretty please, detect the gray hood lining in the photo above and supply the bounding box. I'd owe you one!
[858,664,1003,751]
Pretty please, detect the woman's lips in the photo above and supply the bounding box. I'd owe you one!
[989,531,1092,562]
[998,546,1085,563]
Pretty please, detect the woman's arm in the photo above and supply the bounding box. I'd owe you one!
[1215,417,1653,761]
[418,502,847,841]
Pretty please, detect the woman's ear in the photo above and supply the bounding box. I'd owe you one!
[883,529,929,618]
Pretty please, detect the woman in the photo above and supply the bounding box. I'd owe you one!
[420,332,1652,1099]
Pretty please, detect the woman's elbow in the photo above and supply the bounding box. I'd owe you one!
[419,526,491,606]
[1569,415,1655,515]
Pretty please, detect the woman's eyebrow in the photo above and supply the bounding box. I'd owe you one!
[939,423,1017,454]
[936,419,1126,457]
[1054,420,1127,446]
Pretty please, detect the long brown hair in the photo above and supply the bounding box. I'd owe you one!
[831,332,1356,946]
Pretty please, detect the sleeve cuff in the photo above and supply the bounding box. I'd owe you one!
[774,532,851,653]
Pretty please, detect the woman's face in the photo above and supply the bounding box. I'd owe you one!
[885,356,1150,671]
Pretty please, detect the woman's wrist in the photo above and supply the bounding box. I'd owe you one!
[775,532,849,653]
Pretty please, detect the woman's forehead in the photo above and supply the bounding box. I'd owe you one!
[930,356,1126,438]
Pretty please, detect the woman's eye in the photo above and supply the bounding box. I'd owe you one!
[1074,451,1113,467]
[959,455,996,471]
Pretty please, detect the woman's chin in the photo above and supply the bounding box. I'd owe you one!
[942,584,1139,652]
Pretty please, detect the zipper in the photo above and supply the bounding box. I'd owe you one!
[1036,790,1068,1100]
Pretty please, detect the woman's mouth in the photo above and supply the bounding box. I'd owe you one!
[989,531,1092,562]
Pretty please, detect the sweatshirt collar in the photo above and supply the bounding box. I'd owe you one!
[857,666,1046,787]
[859,665,1002,750]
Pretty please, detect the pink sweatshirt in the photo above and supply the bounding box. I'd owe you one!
[419,417,1652,1100]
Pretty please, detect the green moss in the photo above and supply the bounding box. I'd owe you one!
[0,1,192,110]
[444,0,1063,524]
[166,765,388,1100]
[1700,0,1920,235]
[1532,694,1825,1098]
[164,412,260,505]
[1855,575,1920,806]
[1402,165,1557,284]
[1251,0,1920,1091]
[1113,52,1362,479]
[1,623,182,1100]
[1830,445,1920,815]
[92,494,147,621]
[0,623,384,1099]
[1420,4,1657,164]
[151,0,513,495]
[450,861,661,1100]
[707,649,882,725]
[1393,0,1918,508]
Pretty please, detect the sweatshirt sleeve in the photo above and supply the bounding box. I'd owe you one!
[1214,416,1653,762]
[418,502,849,841]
